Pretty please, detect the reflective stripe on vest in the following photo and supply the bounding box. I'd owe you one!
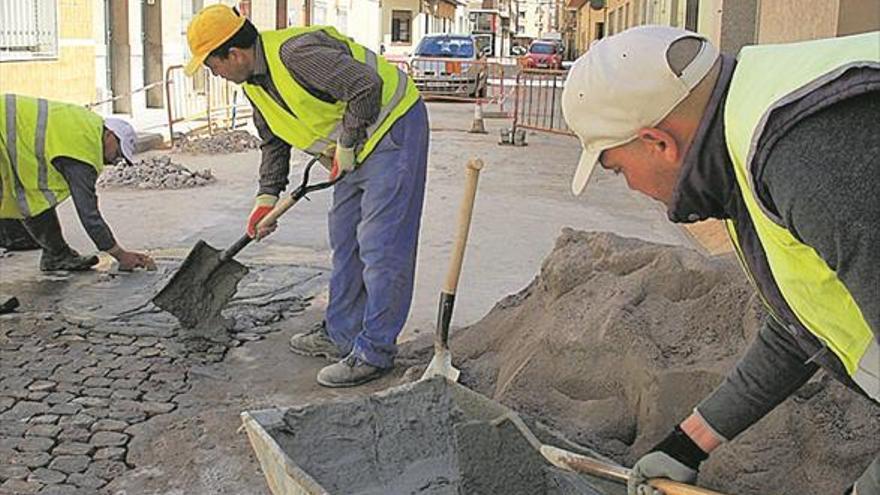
[723,32,880,401]
[0,94,104,219]
[3,95,31,216]
[242,26,420,162]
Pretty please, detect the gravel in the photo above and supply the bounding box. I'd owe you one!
[97,156,215,190]
[172,129,261,154]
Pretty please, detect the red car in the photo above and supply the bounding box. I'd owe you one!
[524,41,562,70]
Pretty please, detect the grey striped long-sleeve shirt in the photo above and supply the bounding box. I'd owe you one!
[247,31,383,197]
[54,157,117,251]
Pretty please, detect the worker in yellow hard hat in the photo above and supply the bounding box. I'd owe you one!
[185,5,429,388]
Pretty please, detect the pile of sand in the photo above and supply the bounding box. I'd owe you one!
[173,129,261,154]
[441,229,879,495]
[98,156,215,190]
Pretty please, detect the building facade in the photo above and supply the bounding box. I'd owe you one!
[0,0,280,116]
[568,0,880,60]
[0,0,471,120]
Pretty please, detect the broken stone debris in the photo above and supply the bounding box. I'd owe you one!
[97,156,215,190]
[172,129,261,154]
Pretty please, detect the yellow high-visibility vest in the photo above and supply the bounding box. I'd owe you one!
[242,25,420,163]
[724,31,880,401]
[0,94,104,219]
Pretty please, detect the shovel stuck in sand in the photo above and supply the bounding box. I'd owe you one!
[422,159,484,382]
[153,158,339,328]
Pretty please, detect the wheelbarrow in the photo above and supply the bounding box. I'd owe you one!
[241,377,727,495]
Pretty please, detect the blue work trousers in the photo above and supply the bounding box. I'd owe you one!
[325,100,429,368]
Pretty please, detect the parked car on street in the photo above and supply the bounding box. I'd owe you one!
[524,40,563,70]
[409,34,488,97]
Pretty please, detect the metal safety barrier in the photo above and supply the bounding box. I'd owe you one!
[511,69,573,136]
[164,65,252,145]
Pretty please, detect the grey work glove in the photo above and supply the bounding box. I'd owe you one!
[627,426,707,495]
[629,452,698,495]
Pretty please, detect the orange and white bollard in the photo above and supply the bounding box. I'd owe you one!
[469,100,488,134]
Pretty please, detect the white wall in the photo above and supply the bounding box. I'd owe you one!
[93,0,110,114]
[382,0,421,57]
[162,0,186,67]
[349,0,383,50]
[128,0,145,113]
[697,0,722,46]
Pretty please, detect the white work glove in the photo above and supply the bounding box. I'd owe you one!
[627,426,706,495]
[628,451,698,495]
[318,150,334,172]
[331,140,356,179]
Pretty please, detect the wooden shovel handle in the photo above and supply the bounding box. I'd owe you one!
[258,195,300,230]
[539,445,727,495]
[443,159,484,294]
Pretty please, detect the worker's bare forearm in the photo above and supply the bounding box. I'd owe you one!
[693,319,819,442]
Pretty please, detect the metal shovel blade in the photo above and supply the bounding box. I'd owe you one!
[421,347,461,382]
[152,240,249,328]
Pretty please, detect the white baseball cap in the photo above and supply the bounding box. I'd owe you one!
[104,118,137,165]
[562,26,719,195]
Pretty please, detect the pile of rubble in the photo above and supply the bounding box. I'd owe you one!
[172,130,261,154]
[97,156,215,190]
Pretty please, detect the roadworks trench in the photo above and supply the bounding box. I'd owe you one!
[2,230,878,494]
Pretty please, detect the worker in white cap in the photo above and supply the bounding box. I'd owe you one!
[562,26,879,495]
[0,94,156,272]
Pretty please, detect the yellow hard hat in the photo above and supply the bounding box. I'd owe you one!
[185,4,247,76]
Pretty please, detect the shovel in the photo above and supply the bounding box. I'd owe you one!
[422,158,484,381]
[496,413,728,495]
[152,158,340,328]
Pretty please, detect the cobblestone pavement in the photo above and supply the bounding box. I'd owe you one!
[0,260,326,494]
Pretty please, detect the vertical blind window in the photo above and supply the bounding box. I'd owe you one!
[0,0,58,60]
[392,10,411,43]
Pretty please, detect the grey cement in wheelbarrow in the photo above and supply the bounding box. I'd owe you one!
[241,378,625,495]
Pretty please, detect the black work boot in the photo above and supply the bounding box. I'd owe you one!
[38,248,99,272]
[288,321,342,360]
[316,354,391,388]
[21,209,99,272]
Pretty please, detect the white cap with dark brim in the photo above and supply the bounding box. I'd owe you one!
[562,26,719,195]
[104,118,137,165]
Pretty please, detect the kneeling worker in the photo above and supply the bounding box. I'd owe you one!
[0,94,156,272]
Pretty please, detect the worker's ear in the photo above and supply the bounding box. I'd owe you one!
[636,127,680,164]
[228,46,248,64]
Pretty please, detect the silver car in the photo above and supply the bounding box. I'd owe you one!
[409,34,488,98]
